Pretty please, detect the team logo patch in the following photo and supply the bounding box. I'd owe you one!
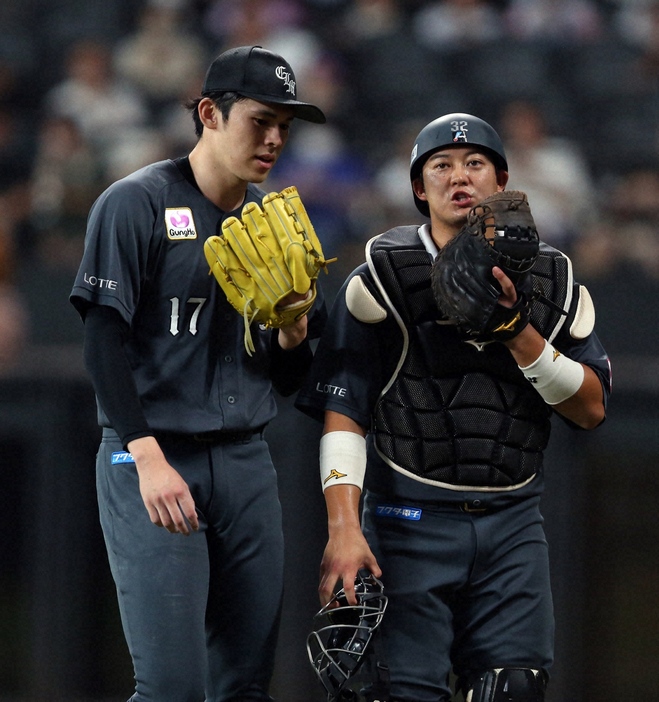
[111,451,135,464]
[165,208,197,240]
[375,504,422,521]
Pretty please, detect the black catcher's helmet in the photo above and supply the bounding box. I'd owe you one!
[409,112,508,217]
[307,571,388,701]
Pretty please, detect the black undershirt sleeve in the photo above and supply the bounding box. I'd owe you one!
[269,292,327,396]
[82,305,153,448]
[270,332,313,397]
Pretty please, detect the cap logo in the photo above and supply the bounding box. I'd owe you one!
[451,119,469,142]
[275,65,296,96]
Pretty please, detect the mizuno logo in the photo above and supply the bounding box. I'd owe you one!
[323,469,347,484]
[492,312,521,333]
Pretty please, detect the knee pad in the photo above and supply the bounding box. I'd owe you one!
[463,667,548,702]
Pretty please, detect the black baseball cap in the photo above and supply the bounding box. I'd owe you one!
[202,45,326,124]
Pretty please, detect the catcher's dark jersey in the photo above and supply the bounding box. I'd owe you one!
[71,158,322,435]
[295,224,611,503]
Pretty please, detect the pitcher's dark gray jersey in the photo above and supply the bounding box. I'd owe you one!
[71,158,323,435]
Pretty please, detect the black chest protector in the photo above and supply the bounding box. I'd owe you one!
[365,226,572,491]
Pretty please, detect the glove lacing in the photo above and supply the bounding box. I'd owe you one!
[242,299,258,356]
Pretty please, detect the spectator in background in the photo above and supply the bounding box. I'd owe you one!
[570,164,659,356]
[0,190,29,371]
[613,2,659,87]
[613,0,659,48]
[0,103,33,198]
[373,118,428,228]
[0,53,38,140]
[202,0,321,80]
[498,98,597,251]
[338,0,405,43]
[45,38,149,170]
[572,166,659,281]
[103,125,170,183]
[0,100,38,262]
[158,68,211,157]
[30,116,105,231]
[29,115,106,269]
[268,122,372,299]
[0,281,28,371]
[113,0,209,116]
[503,0,604,44]
[412,0,503,50]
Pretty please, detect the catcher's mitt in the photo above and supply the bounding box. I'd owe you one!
[431,191,539,342]
[204,186,335,354]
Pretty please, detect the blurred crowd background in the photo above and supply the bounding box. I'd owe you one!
[0,0,658,700]
[1,0,659,358]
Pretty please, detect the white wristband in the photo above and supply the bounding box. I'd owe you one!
[519,339,585,405]
[319,431,366,492]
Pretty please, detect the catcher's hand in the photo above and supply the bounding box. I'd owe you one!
[431,191,539,342]
[204,186,335,354]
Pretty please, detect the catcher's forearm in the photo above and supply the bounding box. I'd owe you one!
[324,483,363,533]
[320,431,367,491]
[507,326,604,429]
[320,411,368,490]
[503,322,546,366]
[550,367,605,429]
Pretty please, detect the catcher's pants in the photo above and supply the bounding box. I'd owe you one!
[361,491,554,702]
[97,429,282,702]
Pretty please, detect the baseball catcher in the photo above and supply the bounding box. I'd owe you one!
[204,186,334,354]
[431,190,539,342]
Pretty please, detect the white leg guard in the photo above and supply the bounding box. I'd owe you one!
[464,667,548,702]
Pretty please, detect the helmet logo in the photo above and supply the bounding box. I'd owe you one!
[451,119,469,142]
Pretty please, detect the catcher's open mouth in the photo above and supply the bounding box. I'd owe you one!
[452,191,472,203]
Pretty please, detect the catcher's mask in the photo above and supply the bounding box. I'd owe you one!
[410,112,508,217]
[307,571,388,701]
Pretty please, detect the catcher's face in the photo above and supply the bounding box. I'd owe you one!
[204,97,295,185]
[414,146,508,245]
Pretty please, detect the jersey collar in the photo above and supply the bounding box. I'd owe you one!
[417,224,439,259]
